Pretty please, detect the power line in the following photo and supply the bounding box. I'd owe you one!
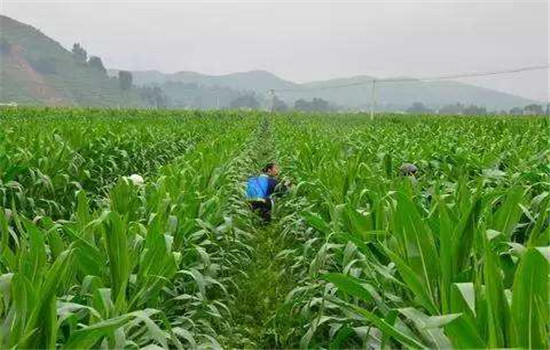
[272,65,549,93]
[268,64,549,120]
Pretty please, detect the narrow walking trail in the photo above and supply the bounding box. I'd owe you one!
[221,117,301,348]
[227,222,298,348]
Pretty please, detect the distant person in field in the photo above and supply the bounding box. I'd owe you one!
[399,163,418,177]
[246,162,290,223]
[400,163,419,186]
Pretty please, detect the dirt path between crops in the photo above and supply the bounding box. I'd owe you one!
[221,117,301,349]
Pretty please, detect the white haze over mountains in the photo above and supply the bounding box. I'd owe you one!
[2,0,548,101]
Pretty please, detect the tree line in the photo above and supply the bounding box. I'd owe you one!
[230,94,336,112]
[71,43,168,108]
[407,101,549,116]
[71,43,107,74]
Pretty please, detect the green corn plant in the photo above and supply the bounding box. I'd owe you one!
[1,109,548,349]
[272,113,549,348]
[1,108,263,348]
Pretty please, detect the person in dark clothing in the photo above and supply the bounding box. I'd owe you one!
[246,162,289,222]
[249,200,273,222]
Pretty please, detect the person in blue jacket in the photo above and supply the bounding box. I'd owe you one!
[246,162,290,222]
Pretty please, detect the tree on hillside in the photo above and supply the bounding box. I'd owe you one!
[71,43,87,63]
[88,56,106,75]
[509,107,523,115]
[118,70,133,90]
[406,102,432,114]
[439,103,464,115]
[524,104,543,115]
[294,98,333,112]
[230,94,260,110]
[294,99,309,111]
[463,104,487,115]
[312,98,331,112]
[272,96,288,112]
[140,86,168,109]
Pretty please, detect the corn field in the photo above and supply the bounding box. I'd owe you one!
[0,108,548,349]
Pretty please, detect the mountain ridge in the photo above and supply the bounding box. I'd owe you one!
[0,15,148,107]
[118,68,537,110]
[1,14,539,110]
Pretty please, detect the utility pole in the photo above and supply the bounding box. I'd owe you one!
[216,96,220,109]
[370,79,376,121]
[268,89,275,113]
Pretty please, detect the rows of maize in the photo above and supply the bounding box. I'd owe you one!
[0,108,548,349]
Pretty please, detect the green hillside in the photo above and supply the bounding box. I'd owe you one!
[0,15,147,107]
[1,14,537,111]
[125,70,536,111]
[292,76,536,111]
[109,69,291,109]
[124,69,297,91]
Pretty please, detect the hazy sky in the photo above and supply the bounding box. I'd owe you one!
[2,0,549,101]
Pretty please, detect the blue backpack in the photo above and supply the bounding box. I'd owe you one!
[246,175,269,201]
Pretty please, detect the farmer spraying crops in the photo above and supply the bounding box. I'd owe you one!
[246,162,290,222]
